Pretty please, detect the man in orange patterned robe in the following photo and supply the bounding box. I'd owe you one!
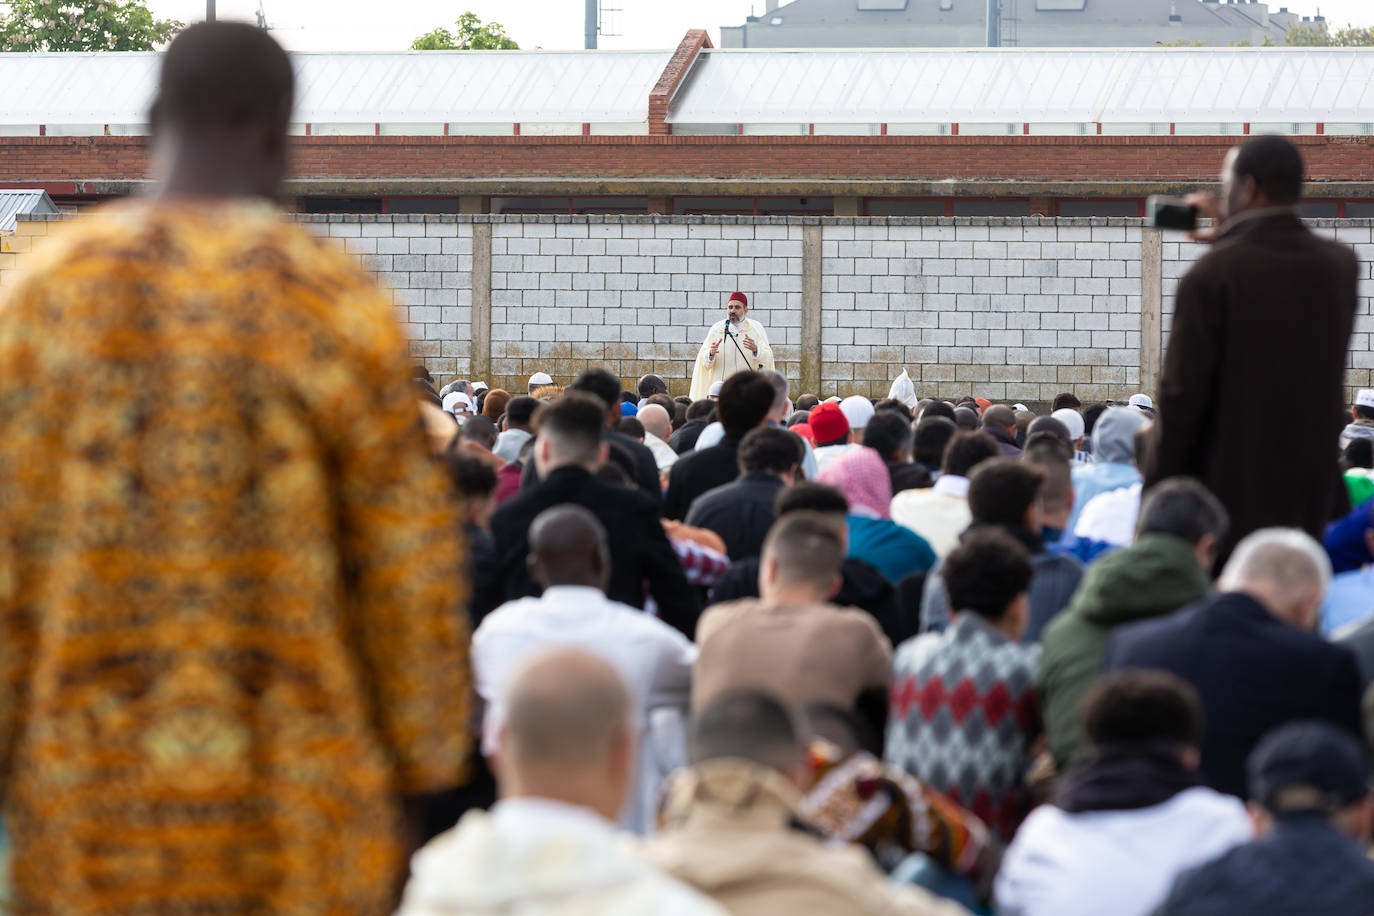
[0,23,470,915]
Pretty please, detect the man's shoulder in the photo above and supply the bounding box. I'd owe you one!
[1108,603,1201,658]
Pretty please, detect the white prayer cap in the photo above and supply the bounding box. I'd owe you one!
[1128,393,1155,413]
[1051,408,1086,442]
[709,380,725,397]
[1357,390,1374,409]
[1012,403,1029,412]
[472,381,489,393]
[825,396,842,404]
[443,392,471,415]
[528,372,553,387]
[840,395,876,430]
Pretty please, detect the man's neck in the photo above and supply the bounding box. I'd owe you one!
[762,584,829,605]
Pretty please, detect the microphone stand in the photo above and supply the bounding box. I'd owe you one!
[722,318,762,370]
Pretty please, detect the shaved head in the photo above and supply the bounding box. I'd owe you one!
[983,404,1016,430]
[528,504,609,591]
[638,404,672,440]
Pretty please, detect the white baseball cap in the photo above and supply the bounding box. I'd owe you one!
[1356,389,1374,409]
[528,372,553,388]
[1013,403,1030,412]
[709,380,725,397]
[840,395,876,430]
[1051,407,1086,442]
[1128,393,1155,413]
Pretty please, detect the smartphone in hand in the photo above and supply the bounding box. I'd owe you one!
[1146,196,1200,232]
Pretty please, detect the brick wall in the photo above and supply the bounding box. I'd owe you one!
[7,213,1374,404]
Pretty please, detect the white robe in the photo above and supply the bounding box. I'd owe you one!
[689,317,775,401]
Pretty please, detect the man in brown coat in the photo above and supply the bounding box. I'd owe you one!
[1146,135,1358,564]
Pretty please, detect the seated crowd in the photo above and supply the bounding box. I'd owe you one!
[407,364,1374,915]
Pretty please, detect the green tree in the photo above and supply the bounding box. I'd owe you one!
[411,12,519,50]
[0,0,181,51]
[1284,22,1374,46]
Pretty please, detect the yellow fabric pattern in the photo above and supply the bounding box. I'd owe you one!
[0,201,470,915]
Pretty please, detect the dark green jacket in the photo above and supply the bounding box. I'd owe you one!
[1037,533,1211,767]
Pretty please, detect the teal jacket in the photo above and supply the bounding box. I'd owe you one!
[1037,533,1211,767]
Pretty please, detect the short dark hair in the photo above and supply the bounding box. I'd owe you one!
[153,22,294,133]
[862,411,914,461]
[1023,431,1071,462]
[982,404,1016,430]
[1356,405,1374,422]
[620,390,638,405]
[568,368,622,412]
[1081,670,1203,750]
[943,430,1001,478]
[689,689,802,773]
[795,394,820,412]
[687,399,717,422]
[1346,438,1374,470]
[943,527,1033,620]
[968,458,1045,527]
[873,399,913,421]
[440,451,497,499]
[762,512,845,593]
[739,426,803,474]
[952,406,980,430]
[1137,477,1230,546]
[1027,416,1071,448]
[785,410,811,428]
[462,415,498,449]
[717,371,777,439]
[922,401,956,423]
[914,416,958,467]
[538,392,607,462]
[775,480,848,517]
[1052,392,1082,412]
[614,417,645,441]
[638,374,668,398]
[646,393,676,418]
[1023,442,1073,514]
[1231,135,1304,205]
[1083,403,1108,436]
[505,395,541,429]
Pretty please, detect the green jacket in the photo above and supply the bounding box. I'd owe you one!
[1037,533,1211,767]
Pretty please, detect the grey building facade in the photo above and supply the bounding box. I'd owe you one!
[721,0,1319,48]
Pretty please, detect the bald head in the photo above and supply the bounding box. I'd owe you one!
[151,22,294,199]
[528,504,610,591]
[497,648,633,819]
[638,404,672,441]
[983,404,1016,432]
[1219,528,1331,629]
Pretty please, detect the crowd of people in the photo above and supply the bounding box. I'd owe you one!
[1,20,1372,916]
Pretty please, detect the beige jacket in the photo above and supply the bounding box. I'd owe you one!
[643,759,971,916]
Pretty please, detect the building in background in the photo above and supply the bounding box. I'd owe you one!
[721,0,1319,49]
[1,32,1371,220]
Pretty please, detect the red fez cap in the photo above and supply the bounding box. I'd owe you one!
[728,291,748,307]
[808,402,850,446]
[791,422,816,445]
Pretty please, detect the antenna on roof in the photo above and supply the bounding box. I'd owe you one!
[205,0,214,22]
[256,0,271,30]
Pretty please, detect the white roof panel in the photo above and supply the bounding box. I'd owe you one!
[666,48,1374,125]
[0,190,59,231]
[0,50,670,126]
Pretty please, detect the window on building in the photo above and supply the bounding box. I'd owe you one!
[673,197,833,216]
[865,199,946,217]
[386,198,465,214]
[1057,199,1142,218]
[1345,202,1374,218]
[1299,201,1340,219]
[952,199,1030,217]
[490,197,647,215]
[302,197,384,214]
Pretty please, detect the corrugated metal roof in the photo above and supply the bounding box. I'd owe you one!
[666,48,1374,124]
[0,50,670,126]
[0,190,58,231]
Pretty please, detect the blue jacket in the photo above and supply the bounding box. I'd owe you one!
[1154,814,1374,916]
[1324,497,1373,574]
[847,515,936,585]
[1042,525,1117,566]
[1104,592,1364,798]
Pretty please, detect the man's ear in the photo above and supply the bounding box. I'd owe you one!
[825,573,843,601]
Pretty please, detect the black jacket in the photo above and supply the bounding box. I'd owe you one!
[663,437,742,521]
[1155,814,1374,916]
[887,459,933,496]
[1145,211,1357,564]
[608,429,662,501]
[477,466,697,637]
[669,419,709,454]
[684,471,784,561]
[1104,592,1363,798]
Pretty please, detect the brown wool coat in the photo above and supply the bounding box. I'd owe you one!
[1145,209,1358,562]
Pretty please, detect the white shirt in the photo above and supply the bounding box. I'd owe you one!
[473,586,697,833]
[813,442,860,475]
[890,475,972,558]
[995,786,1251,916]
[644,432,679,472]
[1074,482,1143,548]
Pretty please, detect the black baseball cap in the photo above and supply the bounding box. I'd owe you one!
[1248,721,1372,814]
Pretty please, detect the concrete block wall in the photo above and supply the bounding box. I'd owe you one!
[486,220,803,392]
[821,222,1143,401]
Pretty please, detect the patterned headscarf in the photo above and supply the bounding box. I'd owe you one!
[817,446,892,520]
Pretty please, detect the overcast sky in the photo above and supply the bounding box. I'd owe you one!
[149,0,1374,52]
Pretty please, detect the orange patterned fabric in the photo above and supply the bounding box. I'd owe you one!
[0,201,471,915]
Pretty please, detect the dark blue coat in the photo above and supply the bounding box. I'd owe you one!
[1154,814,1374,916]
[1103,592,1363,798]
